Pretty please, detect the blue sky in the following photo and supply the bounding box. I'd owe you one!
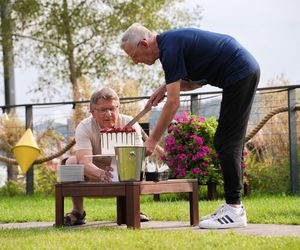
[1,0,300,105]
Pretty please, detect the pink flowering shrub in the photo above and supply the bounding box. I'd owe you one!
[161,112,223,184]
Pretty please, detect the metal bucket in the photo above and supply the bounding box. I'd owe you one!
[114,146,146,181]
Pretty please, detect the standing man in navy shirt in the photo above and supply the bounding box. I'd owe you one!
[121,23,260,229]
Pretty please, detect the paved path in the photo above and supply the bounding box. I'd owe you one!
[1,221,300,238]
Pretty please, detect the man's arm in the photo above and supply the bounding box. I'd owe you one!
[145,80,202,109]
[76,149,113,182]
[146,84,166,107]
[180,79,203,91]
[144,81,180,155]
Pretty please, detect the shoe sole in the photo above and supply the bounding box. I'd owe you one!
[199,222,247,229]
[64,219,86,227]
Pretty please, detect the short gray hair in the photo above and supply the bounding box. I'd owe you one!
[120,23,153,49]
[90,87,119,110]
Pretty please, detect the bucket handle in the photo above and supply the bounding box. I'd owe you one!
[129,151,136,160]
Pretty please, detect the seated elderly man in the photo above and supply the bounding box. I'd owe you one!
[64,87,149,226]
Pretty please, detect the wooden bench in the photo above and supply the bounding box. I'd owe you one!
[55,179,199,229]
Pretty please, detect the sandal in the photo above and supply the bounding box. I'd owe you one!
[140,212,149,222]
[64,210,86,226]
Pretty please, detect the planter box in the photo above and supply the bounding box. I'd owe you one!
[145,171,169,182]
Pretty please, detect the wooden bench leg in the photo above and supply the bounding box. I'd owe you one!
[189,181,199,226]
[125,184,140,229]
[117,196,126,225]
[55,186,64,227]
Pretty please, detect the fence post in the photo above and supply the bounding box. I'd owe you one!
[25,105,34,195]
[287,88,299,194]
[190,94,199,114]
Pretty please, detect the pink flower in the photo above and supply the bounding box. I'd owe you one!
[201,162,209,167]
[182,116,188,123]
[201,146,211,152]
[196,152,205,159]
[168,160,174,166]
[168,124,174,132]
[181,111,188,117]
[179,144,186,152]
[191,135,203,145]
[198,116,205,122]
[212,153,219,158]
[174,127,180,133]
[166,135,176,145]
[202,171,208,176]
[244,173,251,180]
[179,169,186,177]
[192,167,201,174]
[241,162,248,169]
[179,154,187,160]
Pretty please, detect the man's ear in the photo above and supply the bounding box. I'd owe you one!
[140,39,149,48]
[90,110,96,118]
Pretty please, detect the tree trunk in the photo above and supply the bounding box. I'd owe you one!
[1,0,16,114]
[1,1,18,181]
[7,164,18,181]
[62,0,84,126]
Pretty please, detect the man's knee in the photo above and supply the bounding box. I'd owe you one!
[64,156,78,165]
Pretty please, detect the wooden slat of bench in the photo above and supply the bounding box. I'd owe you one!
[139,179,196,193]
[140,181,194,194]
[56,182,126,197]
[61,186,125,197]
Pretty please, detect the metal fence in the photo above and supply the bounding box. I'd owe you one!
[1,85,299,194]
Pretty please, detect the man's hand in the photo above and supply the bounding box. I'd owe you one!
[146,84,166,108]
[98,166,113,183]
[144,137,158,156]
[76,149,115,182]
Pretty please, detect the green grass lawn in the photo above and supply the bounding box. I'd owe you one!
[1,228,300,250]
[0,193,300,249]
[0,193,299,224]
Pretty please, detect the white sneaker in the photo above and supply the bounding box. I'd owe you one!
[199,204,247,229]
[200,204,226,221]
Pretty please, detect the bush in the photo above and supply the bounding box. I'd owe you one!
[245,152,291,193]
[0,180,25,196]
[34,164,56,195]
[162,112,222,184]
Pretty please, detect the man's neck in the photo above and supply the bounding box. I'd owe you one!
[150,35,160,60]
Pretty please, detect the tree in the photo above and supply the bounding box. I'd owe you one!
[10,0,202,104]
[0,114,24,180]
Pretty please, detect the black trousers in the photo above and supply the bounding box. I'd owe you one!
[214,70,260,204]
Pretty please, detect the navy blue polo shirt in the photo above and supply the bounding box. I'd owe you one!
[156,28,259,88]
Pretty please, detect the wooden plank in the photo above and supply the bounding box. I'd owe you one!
[125,184,140,229]
[140,182,194,194]
[55,185,64,226]
[117,196,126,225]
[61,186,125,197]
[189,181,199,226]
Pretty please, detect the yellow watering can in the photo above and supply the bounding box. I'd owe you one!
[12,128,41,174]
